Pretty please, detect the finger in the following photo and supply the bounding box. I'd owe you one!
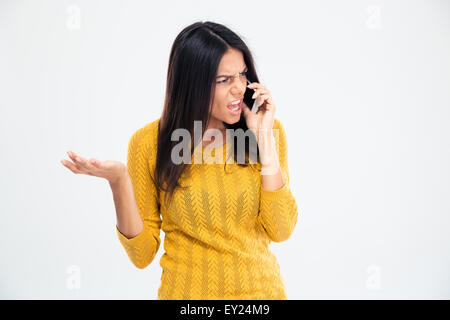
[67,151,87,169]
[68,153,95,173]
[67,151,78,163]
[247,82,259,89]
[61,159,83,174]
[257,93,271,107]
[74,155,97,172]
[247,82,266,90]
[263,96,275,110]
[88,158,100,167]
[66,152,85,171]
[251,88,267,99]
[252,90,260,99]
[72,154,87,168]
[266,96,275,110]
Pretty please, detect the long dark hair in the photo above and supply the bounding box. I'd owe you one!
[155,21,261,208]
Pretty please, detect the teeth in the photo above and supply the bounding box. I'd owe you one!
[227,100,241,112]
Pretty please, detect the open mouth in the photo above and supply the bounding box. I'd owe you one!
[227,99,242,114]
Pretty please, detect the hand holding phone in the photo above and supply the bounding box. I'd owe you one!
[247,79,260,114]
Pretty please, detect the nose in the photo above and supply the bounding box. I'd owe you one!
[230,76,246,96]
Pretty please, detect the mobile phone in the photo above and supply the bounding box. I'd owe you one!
[246,79,259,114]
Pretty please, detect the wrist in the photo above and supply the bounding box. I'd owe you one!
[257,129,276,155]
[254,128,273,144]
[109,168,129,187]
[260,154,280,175]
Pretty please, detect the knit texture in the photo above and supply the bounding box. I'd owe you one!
[116,117,299,300]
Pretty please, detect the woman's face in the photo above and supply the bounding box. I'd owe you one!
[208,48,247,130]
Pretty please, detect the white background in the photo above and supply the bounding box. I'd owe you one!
[1,0,449,299]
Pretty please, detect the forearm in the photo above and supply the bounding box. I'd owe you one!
[109,173,144,239]
[257,129,285,191]
[254,121,299,243]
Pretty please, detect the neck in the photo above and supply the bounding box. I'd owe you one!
[202,119,227,147]
[205,118,226,132]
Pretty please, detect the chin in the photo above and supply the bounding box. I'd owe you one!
[223,114,245,129]
[222,115,241,125]
[222,109,243,125]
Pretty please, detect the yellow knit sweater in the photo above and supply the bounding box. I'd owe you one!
[116,117,299,300]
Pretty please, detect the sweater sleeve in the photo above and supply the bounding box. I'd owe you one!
[257,119,299,243]
[116,124,162,269]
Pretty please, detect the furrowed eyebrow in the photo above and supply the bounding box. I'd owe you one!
[216,66,248,78]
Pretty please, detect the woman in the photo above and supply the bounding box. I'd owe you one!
[61,21,299,300]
